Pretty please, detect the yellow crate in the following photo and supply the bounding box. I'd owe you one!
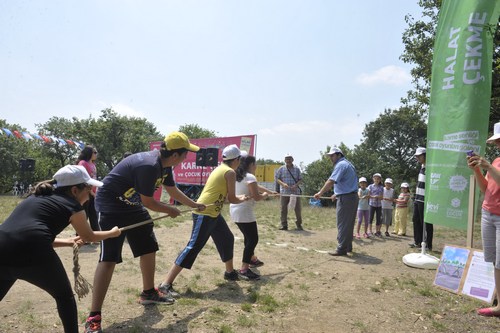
[264,164,281,182]
[255,165,265,182]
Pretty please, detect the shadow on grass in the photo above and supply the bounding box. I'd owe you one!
[104,305,207,333]
[179,269,294,303]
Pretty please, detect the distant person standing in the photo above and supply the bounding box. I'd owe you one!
[77,145,99,231]
[355,177,370,239]
[314,147,358,256]
[409,147,433,251]
[275,154,303,230]
[381,178,394,237]
[393,183,411,236]
[368,173,383,237]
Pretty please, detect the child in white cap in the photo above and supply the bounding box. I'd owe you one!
[355,177,370,239]
[381,178,395,236]
[368,173,383,236]
[393,183,411,236]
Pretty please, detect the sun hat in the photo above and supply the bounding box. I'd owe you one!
[486,122,500,143]
[53,165,103,187]
[373,173,382,178]
[359,177,367,183]
[401,182,409,188]
[326,147,343,155]
[385,178,393,184]
[222,144,241,161]
[414,147,426,156]
[164,132,199,152]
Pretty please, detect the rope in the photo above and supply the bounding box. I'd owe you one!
[119,204,214,232]
[70,204,213,298]
[73,243,92,300]
[271,193,335,200]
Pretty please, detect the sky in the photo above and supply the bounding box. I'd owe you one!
[0,0,424,166]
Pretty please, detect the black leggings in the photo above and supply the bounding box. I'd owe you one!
[236,222,259,264]
[0,250,78,333]
[369,206,382,226]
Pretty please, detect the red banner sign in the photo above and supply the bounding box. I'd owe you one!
[150,134,256,185]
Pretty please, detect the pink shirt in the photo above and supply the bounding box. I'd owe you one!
[482,157,500,215]
[78,160,97,193]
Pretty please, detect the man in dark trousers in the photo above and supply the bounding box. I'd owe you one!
[275,153,303,230]
[409,147,433,251]
[314,147,358,256]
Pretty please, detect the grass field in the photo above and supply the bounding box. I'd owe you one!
[0,195,497,333]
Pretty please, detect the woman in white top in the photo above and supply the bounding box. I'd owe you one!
[230,155,273,280]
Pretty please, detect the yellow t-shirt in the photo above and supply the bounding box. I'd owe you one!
[197,163,232,218]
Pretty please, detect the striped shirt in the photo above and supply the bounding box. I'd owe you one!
[415,165,425,203]
[396,192,411,208]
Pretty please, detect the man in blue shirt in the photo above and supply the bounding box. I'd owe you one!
[314,147,358,256]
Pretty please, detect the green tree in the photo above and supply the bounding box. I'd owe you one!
[400,0,500,128]
[73,108,162,174]
[256,158,282,165]
[35,117,81,169]
[350,107,427,188]
[0,121,32,192]
[178,124,217,139]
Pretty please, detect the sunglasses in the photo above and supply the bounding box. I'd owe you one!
[93,151,98,154]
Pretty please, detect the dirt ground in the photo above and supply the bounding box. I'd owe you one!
[1,202,499,333]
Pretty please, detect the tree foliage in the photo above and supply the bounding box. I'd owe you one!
[0,109,162,192]
[178,124,217,139]
[73,109,162,173]
[350,107,427,188]
[400,0,500,129]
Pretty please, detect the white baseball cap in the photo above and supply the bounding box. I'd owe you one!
[414,147,426,156]
[401,182,410,188]
[385,178,393,184]
[373,173,382,178]
[53,165,103,187]
[222,144,241,161]
[487,122,500,143]
[359,177,367,183]
[326,147,343,155]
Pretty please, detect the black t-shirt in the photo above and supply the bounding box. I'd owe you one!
[0,193,83,265]
[95,151,175,213]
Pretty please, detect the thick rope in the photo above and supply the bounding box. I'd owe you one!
[70,204,214,298]
[73,243,92,300]
[119,204,214,232]
[271,193,335,200]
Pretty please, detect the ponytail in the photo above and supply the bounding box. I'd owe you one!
[33,179,57,196]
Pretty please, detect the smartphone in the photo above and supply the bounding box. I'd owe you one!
[466,150,476,157]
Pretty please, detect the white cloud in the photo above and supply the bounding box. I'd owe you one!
[96,101,144,118]
[356,65,411,86]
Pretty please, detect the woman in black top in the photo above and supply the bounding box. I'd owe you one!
[0,165,121,333]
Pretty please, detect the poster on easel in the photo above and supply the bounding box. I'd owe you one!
[460,250,496,303]
[434,245,496,304]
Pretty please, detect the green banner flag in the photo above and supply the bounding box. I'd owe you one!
[425,0,500,229]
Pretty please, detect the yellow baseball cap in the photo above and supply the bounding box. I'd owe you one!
[164,132,200,152]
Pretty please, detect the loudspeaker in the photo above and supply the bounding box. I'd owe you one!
[196,149,207,167]
[19,159,35,171]
[205,148,218,167]
[195,148,219,167]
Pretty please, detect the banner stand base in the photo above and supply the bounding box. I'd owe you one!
[403,242,440,270]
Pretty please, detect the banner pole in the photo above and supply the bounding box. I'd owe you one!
[467,175,476,248]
